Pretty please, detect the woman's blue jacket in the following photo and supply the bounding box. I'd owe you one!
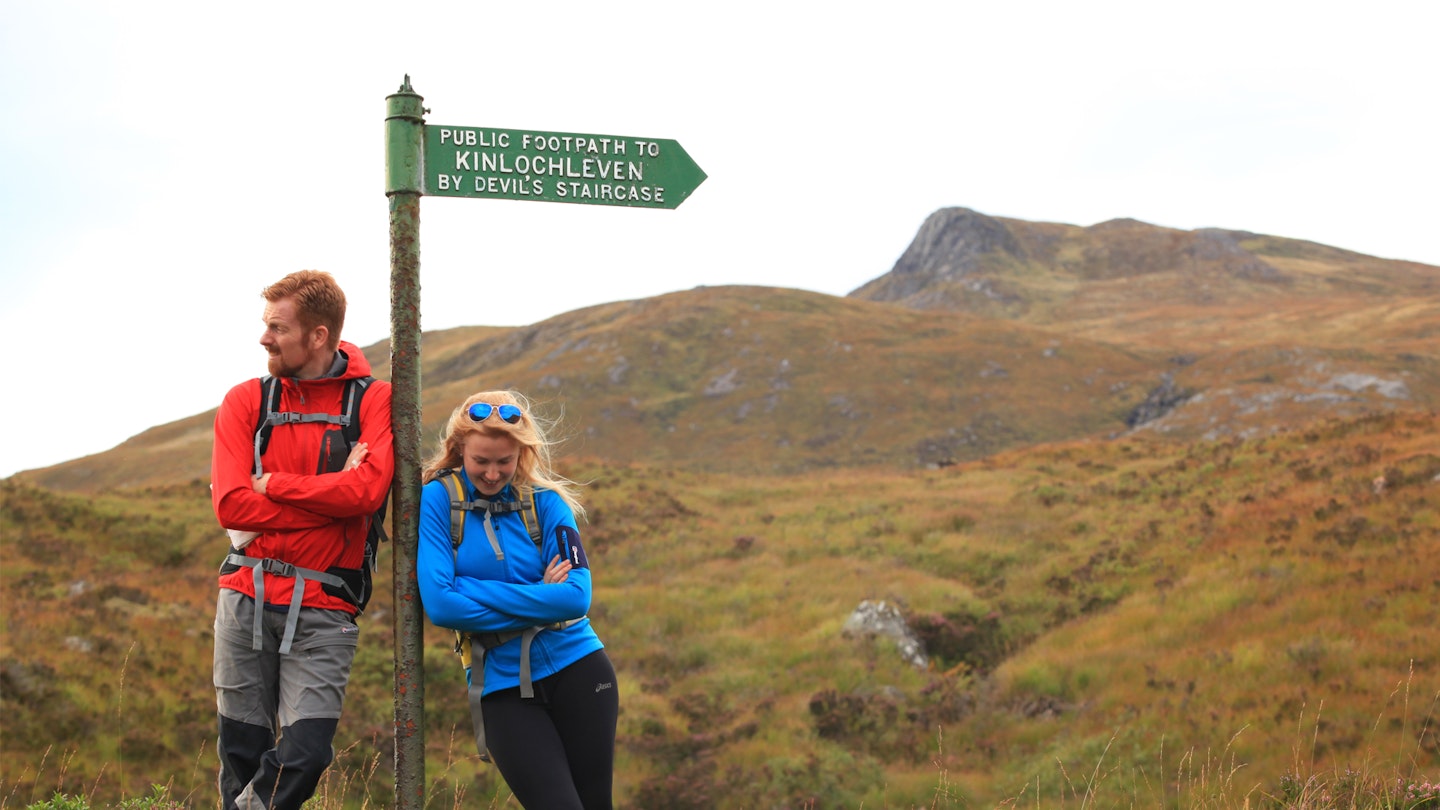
[417,470,603,696]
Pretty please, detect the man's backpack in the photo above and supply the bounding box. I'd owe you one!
[250,374,389,612]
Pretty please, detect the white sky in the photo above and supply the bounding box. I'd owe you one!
[1,0,1437,480]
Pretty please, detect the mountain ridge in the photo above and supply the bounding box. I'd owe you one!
[10,208,1437,493]
[850,207,1438,346]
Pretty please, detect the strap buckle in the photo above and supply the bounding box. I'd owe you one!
[261,558,297,578]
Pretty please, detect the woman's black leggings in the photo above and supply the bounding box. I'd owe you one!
[482,650,619,810]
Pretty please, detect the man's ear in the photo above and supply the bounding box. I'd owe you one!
[310,324,330,350]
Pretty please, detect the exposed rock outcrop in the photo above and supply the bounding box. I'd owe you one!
[842,599,927,669]
[1127,373,1195,428]
[849,207,1023,303]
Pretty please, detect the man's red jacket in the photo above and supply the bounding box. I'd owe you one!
[211,341,394,614]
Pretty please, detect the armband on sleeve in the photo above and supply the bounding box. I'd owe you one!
[556,525,588,569]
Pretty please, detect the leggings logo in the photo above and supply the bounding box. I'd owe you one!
[595,681,614,693]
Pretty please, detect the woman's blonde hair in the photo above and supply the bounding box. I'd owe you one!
[421,390,584,519]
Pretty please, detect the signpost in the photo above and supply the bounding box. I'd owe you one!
[424,124,706,208]
[383,76,704,810]
[383,78,425,810]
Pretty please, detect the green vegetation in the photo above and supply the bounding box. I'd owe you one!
[7,199,1439,808]
[3,411,1437,807]
[22,785,184,809]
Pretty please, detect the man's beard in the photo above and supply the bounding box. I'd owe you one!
[267,353,302,378]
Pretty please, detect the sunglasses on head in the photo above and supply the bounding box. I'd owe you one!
[468,402,523,424]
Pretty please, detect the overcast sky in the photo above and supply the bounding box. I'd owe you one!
[2,1,1436,480]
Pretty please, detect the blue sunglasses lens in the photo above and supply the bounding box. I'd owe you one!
[468,403,523,424]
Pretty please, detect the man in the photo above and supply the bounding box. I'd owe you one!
[210,270,393,810]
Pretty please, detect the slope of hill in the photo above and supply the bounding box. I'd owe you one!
[15,287,1171,490]
[3,412,1436,807]
[13,209,1438,493]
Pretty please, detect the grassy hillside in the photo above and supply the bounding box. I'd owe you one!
[14,287,1168,490]
[4,411,1436,807]
[17,269,1439,495]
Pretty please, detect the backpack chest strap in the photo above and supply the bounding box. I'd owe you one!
[266,411,352,426]
[453,496,526,515]
[448,493,531,561]
[252,375,366,476]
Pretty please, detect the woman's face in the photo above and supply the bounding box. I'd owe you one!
[461,432,520,497]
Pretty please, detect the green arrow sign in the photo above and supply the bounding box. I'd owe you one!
[423,125,706,209]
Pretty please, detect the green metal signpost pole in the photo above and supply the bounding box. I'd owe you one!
[384,75,426,810]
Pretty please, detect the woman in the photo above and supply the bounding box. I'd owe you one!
[417,390,617,810]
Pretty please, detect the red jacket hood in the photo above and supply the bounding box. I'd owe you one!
[333,341,374,381]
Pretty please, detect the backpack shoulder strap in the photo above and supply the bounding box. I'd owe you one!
[339,376,373,447]
[435,469,467,551]
[339,375,389,551]
[519,487,542,551]
[437,467,477,681]
[253,376,283,476]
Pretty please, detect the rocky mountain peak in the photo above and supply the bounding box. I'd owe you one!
[874,207,1023,295]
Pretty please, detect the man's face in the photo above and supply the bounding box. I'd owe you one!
[260,297,326,378]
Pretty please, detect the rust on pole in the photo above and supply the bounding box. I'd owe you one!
[385,74,426,810]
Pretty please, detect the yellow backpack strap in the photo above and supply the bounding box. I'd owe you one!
[520,486,543,551]
[437,469,467,551]
[436,470,474,670]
